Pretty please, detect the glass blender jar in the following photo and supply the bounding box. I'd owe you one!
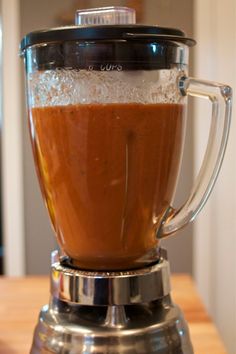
[21,6,232,353]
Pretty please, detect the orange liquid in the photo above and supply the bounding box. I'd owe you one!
[29,103,185,270]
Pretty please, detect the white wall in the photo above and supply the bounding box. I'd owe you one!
[194,1,236,353]
[2,0,25,276]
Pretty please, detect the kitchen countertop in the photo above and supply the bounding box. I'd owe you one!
[0,275,226,354]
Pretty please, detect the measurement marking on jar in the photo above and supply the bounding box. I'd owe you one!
[100,64,123,71]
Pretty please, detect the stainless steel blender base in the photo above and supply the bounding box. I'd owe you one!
[31,297,193,354]
[31,250,193,354]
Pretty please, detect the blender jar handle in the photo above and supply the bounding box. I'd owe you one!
[158,76,232,238]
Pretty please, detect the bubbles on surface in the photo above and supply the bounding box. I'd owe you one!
[28,68,186,107]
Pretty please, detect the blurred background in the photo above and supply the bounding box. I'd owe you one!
[1,0,235,353]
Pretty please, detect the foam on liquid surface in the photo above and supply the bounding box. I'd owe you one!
[27,68,186,107]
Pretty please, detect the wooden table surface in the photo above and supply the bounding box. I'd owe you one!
[0,275,226,354]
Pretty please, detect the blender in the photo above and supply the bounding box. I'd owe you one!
[20,6,232,353]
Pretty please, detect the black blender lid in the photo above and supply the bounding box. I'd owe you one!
[20,24,196,52]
